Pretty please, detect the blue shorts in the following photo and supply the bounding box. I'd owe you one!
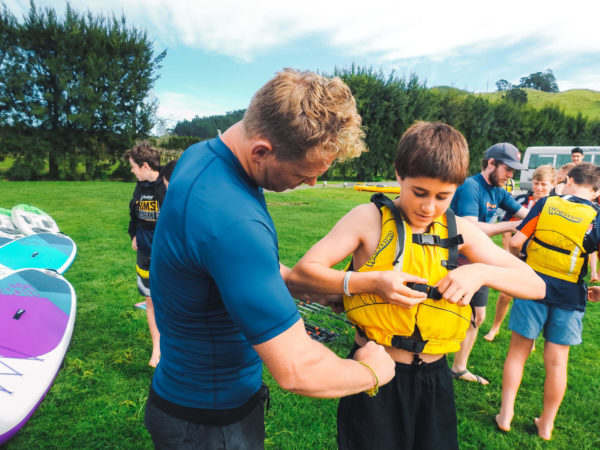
[509,299,583,346]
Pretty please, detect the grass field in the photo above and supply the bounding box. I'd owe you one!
[2,181,599,449]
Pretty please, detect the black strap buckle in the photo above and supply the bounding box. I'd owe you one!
[406,282,443,300]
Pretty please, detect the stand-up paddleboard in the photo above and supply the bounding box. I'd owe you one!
[353,184,401,194]
[0,233,77,275]
[0,208,23,244]
[0,268,76,445]
[11,205,60,235]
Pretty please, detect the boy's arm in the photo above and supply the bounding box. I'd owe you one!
[509,231,528,257]
[288,203,427,308]
[435,218,545,305]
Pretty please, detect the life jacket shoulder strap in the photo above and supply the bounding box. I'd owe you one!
[369,194,463,270]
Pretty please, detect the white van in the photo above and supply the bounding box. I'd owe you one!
[519,146,600,190]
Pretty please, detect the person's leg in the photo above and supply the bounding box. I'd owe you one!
[137,251,161,367]
[496,332,534,431]
[146,295,161,367]
[484,292,512,342]
[534,341,570,440]
[451,292,488,384]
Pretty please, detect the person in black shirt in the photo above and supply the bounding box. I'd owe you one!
[125,142,166,367]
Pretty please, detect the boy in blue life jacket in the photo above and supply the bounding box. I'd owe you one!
[288,121,546,450]
[496,162,600,440]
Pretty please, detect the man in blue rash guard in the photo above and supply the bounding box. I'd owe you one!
[144,69,396,449]
[449,143,529,385]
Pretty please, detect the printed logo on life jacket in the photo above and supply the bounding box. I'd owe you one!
[547,207,583,224]
[365,230,394,267]
[486,201,497,211]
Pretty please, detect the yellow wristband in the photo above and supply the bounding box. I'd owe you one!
[358,361,379,397]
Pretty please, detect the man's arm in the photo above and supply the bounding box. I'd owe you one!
[462,215,519,237]
[255,319,395,398]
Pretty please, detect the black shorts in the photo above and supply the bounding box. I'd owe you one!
[338,347,458,450]
[145,386,269,450]
[470,286,489,307]
[136,251,151,297]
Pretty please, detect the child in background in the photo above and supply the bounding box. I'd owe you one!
[484,165,556,342]
[496,162,600,440]
[125,143,166,368]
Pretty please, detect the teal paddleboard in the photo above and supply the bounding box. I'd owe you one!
[0,233,77,274]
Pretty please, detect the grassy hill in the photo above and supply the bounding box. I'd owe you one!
[477,88,600,121]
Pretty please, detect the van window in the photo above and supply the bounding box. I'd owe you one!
[556,154,572,167]
[528,154,555,169]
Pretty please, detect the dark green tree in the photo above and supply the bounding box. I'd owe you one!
[0,1,165,179]
[517,69,559,92]
[503,87,528,105]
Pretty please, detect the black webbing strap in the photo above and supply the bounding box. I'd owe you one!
[532,237,576,256]
[370,193,405,265]
[443,208,462,269]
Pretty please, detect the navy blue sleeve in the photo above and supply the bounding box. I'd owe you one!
[499,189,522,216]
[201,219,300,346]
[451,180,481,218]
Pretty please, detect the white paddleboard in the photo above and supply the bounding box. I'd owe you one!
[0,268,76,445]
[11,204,60,235]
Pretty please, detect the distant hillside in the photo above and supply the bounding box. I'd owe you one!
[476,88,600,121]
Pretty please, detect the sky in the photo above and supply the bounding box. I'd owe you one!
[5,0,600,133]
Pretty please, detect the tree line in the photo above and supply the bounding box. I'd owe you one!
[0,1,165,180]
[169,67,600,180]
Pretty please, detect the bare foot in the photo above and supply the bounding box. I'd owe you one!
[483,329,499,342]
[534,417,552,440]
[495,414,511,432]
[149,350,160,368]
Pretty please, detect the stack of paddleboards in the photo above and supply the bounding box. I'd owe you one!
[0,205,77,445]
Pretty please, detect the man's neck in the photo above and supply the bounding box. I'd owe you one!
[221,121,253,177]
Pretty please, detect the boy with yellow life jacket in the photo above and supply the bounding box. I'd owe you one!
[496,162,600,440]
[288,121,545,450]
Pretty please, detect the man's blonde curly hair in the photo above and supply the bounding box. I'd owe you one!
[243,68,367,162]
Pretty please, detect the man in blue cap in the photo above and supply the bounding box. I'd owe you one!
[449,143,529,384]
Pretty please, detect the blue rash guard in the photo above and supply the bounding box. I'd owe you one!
[450,173,521,223]
[149,137,300,411]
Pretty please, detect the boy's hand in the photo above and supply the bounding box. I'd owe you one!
[588,286,600,302]
[131,236,137,251]
[374,271,428,308]
[435,264,484,305]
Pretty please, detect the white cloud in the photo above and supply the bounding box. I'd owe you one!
[6,0,600,62]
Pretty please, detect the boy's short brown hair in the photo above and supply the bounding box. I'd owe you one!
[124,142,161,171]
[243,68,367,163]
[532,165,556,184]
[567,162,600,191]
[394,121,469,185]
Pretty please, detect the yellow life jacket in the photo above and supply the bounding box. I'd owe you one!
[343,194,471,355]
[525,195,598,283]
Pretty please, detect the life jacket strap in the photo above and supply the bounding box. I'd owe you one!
[406,282,443,300]
[532,236,581,256]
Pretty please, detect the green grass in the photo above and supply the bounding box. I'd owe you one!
[478,88,600,121]
[2,182,599,449]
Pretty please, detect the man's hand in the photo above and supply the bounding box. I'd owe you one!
[131,236,137,251]
[373,271,428,308]
[435,264,485,305]
[353,341,396,388]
